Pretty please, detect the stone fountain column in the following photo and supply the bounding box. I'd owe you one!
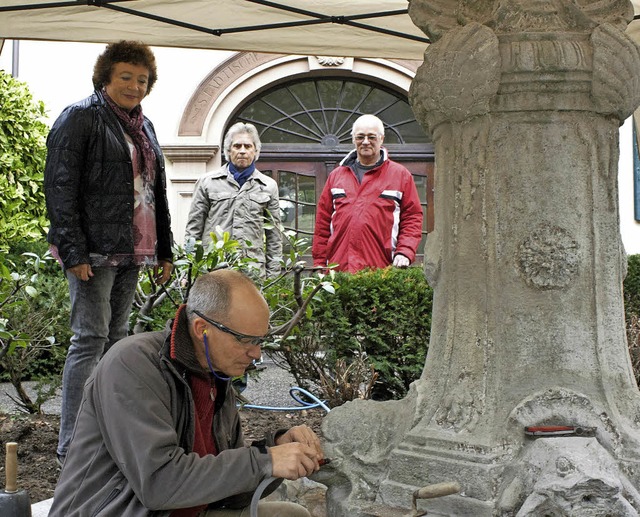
[319,1,640,515]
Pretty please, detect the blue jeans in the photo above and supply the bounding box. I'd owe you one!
[57,265,140,457]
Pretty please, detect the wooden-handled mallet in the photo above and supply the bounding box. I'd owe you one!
[0,442,32,516]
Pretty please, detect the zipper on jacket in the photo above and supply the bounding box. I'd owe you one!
[91,487,121,517]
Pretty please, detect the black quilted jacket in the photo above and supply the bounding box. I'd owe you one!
[44,89,173,269]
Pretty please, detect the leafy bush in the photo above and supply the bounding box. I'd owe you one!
[0,248,69,412]
[277,266,433,401]
[0,70,49,251]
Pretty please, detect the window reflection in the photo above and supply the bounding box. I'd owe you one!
[271,171,317,254]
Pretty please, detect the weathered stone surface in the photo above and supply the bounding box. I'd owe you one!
[317,394,418,515]
[320,1,640,515]
[503,438,640,516]
[408,23,500,132]
[270,478,328,517]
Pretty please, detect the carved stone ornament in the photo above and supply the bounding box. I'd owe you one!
[433,368,482,432]
[408,0,634,44]
[501,438,640,516]
[517,224,579,289]
[409,22,500,132]
[315,56,345,66]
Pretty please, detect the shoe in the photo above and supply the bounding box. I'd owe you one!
[56,454,66,468]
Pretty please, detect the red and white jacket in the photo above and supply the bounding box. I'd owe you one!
[312,148,423,273]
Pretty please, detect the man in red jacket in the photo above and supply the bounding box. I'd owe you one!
[312,114,424,272]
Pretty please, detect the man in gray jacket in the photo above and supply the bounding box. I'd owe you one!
[185,123,282,278]
[49,269,322,517]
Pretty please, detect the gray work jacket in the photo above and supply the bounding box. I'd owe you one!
[49,313,281,517]
[185,165,282,277]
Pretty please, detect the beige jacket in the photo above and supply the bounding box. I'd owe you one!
[185,164,282,277]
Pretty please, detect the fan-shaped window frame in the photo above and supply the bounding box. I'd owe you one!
[229,76,428,150]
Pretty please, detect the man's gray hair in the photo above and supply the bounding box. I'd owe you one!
[351,114,385,137]
[186,269,256,323]
[223,122,262,162]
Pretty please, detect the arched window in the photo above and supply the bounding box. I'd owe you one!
[234,77,427,146]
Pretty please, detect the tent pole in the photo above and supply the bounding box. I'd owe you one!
[12,39,19,77]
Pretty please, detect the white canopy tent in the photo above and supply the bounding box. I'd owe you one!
[1,0,640,61]
[0,0,430,60]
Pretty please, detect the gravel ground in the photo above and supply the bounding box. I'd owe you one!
[0,354,313,415]
[241,355,326,409]
[0,382,62,415]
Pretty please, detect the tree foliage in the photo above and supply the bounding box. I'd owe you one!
[0,70,49,251]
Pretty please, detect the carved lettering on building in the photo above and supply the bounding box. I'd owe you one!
[179,53,283,136]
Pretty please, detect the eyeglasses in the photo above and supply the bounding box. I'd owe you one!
[354,133,380,143]
[194,310,267,346]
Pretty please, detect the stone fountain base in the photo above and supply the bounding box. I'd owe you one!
[319,385,640,516]
[314,2,640,515]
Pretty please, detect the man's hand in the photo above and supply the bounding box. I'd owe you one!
[270,425,324,480]
[68,263,93,281]
[275,425,323,454]
[154,260,173,285]
[269,442,319,480]
[392,254,410,268]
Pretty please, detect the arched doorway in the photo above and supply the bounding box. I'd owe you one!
[227,76,434,261]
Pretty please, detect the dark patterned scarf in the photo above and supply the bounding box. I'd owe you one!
[229,160,255,187]
[103,90,156,185]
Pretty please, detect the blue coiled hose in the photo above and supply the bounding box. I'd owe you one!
[239,386,331,414]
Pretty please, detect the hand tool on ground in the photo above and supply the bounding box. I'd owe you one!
[0,442,32,517]
[362,480,461,517]
[408,482,461,517]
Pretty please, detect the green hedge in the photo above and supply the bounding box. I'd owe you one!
[292,266,433,400]
[625,254,640,319]
[0,70,49,251]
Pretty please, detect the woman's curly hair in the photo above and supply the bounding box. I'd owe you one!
[92,40,158,93]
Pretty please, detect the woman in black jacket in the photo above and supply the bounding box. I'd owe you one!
[44,40,173,465]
